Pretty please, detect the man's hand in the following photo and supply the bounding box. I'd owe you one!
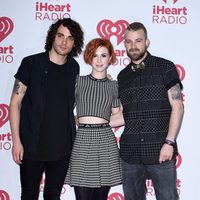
[74,115,79,126]
[12,141,24,164]
[159,144,174,163]
[107,74,113,80]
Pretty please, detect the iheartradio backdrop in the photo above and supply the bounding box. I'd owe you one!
[0,0,199,199]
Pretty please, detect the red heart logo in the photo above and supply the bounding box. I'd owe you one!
[0,190,10,200]
[0,104,9,128]
[97,19,129,45]
[0,17,14,42]
[175,64,185,81]
[108,192,124,200]
[163,0,178,3]
[176,153,182,169]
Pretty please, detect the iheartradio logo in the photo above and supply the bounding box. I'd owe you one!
[108,192,124,200]
[175,64,185,82]
[0,17,14,42]
[152,0,187,25]
[0,190,10,200]
[97,20,129,45]
[0,104,9,128]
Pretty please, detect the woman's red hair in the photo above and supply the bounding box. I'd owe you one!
[84,38,116,65]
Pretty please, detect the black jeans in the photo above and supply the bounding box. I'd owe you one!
[74,186,110,200]
[20,156,70,200]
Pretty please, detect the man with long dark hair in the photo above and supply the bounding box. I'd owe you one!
[9,18,84,200]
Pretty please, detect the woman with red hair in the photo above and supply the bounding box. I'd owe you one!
[65,38,123,200]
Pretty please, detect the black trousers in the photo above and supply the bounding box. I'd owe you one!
[74,186,110,200]
[20,156,70,200]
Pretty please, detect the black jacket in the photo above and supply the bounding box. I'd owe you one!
[14,52,79,158]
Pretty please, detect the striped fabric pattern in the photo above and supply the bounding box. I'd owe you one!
[65,125,122,187]
[75,75,120,121]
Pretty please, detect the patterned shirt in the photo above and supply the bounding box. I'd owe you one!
[75,74,120,121]
[118,52,182,164]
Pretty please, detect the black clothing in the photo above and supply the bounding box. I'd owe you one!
[20,156,70,200]
[118,52,182,164]
[14,52,79,160]
[38,61,71,161]
[74,186,110,200]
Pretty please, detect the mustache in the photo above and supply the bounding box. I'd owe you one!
[129,48,140,52]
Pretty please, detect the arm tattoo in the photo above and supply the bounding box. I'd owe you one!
[13,79,26,95]
[169,83,182,100]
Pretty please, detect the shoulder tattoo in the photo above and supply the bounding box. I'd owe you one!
[169,83,182,100]
[13,79,26,95]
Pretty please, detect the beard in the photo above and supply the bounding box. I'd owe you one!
[127,48,147,62]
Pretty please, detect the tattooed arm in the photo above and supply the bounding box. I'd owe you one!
[167,83,184,141]
[9,79,27,164]
[159,83,184,163]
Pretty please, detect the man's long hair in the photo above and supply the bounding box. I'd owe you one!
[45,18,84,57]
